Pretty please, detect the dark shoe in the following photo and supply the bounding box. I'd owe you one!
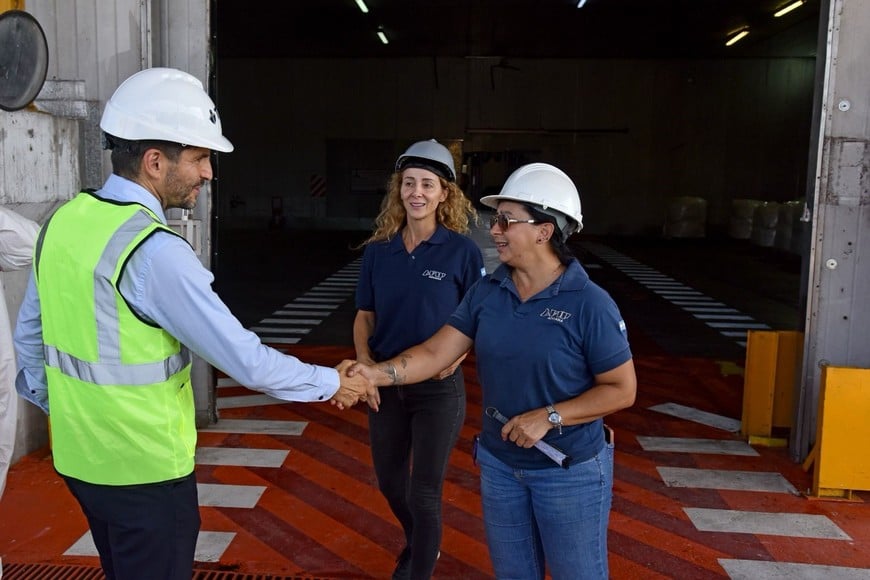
[391,546,411,580]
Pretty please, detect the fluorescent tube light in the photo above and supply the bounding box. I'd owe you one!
[774,1,804,17]
[725,29,749,47]
[576,0,588,7]
[377,30,389,44]
[354,0,369,14]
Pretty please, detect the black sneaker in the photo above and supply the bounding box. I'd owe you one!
[391,546,411,580]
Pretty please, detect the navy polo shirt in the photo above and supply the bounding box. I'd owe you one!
[356,225,485,361]
[448,259,632,469]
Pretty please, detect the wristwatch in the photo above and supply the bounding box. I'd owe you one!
[546,404,563,435]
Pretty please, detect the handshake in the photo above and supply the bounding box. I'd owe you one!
[330,360,381,411]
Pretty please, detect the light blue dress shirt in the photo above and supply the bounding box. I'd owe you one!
[14,174,339,413]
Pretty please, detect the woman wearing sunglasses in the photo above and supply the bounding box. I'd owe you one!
[353,139,484,579]
[350,162,636,579]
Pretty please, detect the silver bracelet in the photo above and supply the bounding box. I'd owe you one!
[384,363,398,385]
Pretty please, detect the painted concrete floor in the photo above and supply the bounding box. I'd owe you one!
[2,347,869,579]
[2,231,869,579]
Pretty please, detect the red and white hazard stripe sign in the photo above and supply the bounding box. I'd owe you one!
[310,174,327,197]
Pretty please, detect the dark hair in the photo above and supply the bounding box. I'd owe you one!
[524,203,575,265]
[104,133,184,180]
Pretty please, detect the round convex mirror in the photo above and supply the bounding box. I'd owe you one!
[0,10,49,112]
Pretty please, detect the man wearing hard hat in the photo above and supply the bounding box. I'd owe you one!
[13,68,377,580]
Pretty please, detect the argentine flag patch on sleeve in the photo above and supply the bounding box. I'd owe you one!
[618,319,627,333]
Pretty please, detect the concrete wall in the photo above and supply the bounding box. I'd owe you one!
[0,110,81,463]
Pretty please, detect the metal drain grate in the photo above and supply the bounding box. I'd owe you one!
[2,563,328,580]
[2,563,103,579]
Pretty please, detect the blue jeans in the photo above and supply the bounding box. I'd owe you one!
[476,437,614,580]
[368,369,466,579]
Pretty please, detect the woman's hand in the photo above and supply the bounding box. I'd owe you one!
[501,408,551,448]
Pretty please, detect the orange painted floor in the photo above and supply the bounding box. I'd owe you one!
[2,345,869,579]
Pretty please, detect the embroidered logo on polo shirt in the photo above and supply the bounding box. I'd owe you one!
[422,269,447,281]
[540,308,572,323]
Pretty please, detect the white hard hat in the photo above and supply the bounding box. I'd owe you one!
[395,139,456,182]
[100,67,233,153]
[481,163,584,236]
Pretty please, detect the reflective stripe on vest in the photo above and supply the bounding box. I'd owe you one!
[42,208,189,383]
[44,344,190,385]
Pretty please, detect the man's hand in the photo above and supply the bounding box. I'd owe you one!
[331,360,379,411]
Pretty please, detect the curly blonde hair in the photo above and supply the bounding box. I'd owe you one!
[360,172,479,245]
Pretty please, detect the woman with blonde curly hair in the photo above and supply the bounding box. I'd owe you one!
[354,139,484,579]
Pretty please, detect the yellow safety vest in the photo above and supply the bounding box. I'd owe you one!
[35,192,195,485]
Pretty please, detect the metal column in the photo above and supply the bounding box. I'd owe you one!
[793,0,870,461]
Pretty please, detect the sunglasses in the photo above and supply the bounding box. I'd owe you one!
[489,214,538,230]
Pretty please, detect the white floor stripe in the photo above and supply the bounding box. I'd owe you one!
[248,327,310,334]
[684,307,740,313]
[736,341,747,347]
[658,467,798,494]
[654,289,704,295]
[274,309,332,316]
[259,318,322,325]
[294,297,347,303]
[65,531,236,562]
[692,314,755,320]
[307,290,353,295]
[281,303,339,310]
[649,402,741,432]
[685,508,851,540]
[706,322,771,329]
[196,447,290,467]
[217,393,287,409]
[637,436,758,456]
[200,418,307,436]
[198,483,266,508]
[671,300,725,306]
[260,336,301,344]
[584,263,602,269]
[718,559,870,579]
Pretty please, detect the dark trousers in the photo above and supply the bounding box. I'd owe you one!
[62,472,200,580]
[368,369,466,579]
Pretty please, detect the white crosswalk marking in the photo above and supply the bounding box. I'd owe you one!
[658,467,798,494]
[649,402,741,432]
[637,436,758,456]
[685,508,851,540]
[718,559,870,579]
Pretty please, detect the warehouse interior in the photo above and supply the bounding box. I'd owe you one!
[212,0,821,244]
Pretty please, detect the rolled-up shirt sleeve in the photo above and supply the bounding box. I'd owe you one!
[120,232,340,402]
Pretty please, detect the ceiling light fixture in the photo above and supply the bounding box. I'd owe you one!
[725,29,749,47]
[774,0,804,17]
[354,0,369,14]
[576,0,588,7]
[377,29,389,44]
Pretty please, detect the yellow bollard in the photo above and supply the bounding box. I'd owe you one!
[808,366,870,500]
[741,330,802,445]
